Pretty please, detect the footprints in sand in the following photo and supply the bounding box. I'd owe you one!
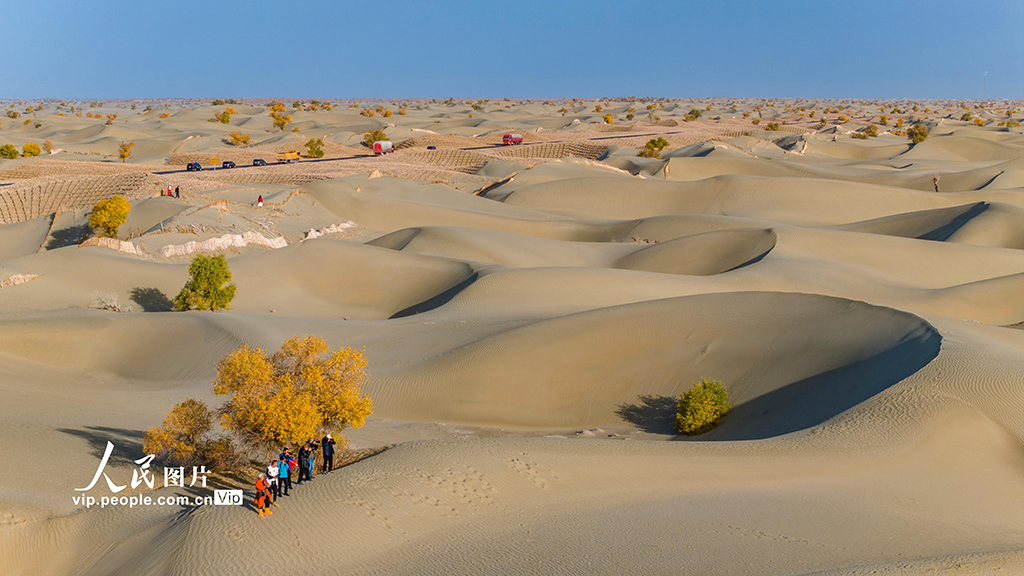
[223,526,244,541]
[413,466,497,509]
[0,513,28,527]
[341,497,393,530]
[507,458,557,489]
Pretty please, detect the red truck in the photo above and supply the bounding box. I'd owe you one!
[502,133,523,145]
[373,141,394,155]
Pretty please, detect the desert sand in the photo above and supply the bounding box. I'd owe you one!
[1,98,1024,575]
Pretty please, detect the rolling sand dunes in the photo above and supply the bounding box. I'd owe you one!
[2,98,1024,575]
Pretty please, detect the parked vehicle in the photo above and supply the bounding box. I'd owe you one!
[502,133,523,145]
[222,161,236,169]
[253,158,267,166]
[426,145,437,150]
[186,162,202,171]
[277,151,300,163]
[373,141,395,155]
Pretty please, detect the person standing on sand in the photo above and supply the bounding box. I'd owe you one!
[257,195,263,208]
[307,437,320,479]
[277,454,291,496]
[174,186,180,198]
[321,434,336,475]
[167,185,172,197]
[255,473,272,517]
[265,460,281,507]
[297,442,311,484]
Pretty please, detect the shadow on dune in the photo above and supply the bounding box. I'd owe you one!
[618,326,941,441]
[391,271,479,318]
[46,223,90,250]
[129,287,175,312]
[58,426,146,467]
[615,395,678,434]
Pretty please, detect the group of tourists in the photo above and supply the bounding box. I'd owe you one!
[164,185,180,198]
[254,434,336,517]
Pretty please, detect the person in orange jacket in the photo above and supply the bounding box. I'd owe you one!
[255,473,273,517]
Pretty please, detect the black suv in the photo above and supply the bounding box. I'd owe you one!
[222,161,236,169]
[253,158,267,166]
[186,162,202,171]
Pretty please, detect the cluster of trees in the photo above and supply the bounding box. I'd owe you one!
[228,132,251,146]
[144,336,373,470]
[305,138,325,158]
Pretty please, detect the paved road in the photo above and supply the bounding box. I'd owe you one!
[152,129,729,176]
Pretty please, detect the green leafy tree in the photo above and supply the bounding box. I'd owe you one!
[0,144,17,159]
[637,137,669,159]
[305,138,325,158]
[907,123,929,144]
[675,377,730,435]
[685,108,702,121]
[22,142,41,157]
[174,254,237,312]
[363,129,388,146]
[88,195,131,238]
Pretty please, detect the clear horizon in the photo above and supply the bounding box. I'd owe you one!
[2,0,1021,100]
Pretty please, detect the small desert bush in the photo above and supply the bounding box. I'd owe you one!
[895,118,904,128]
[173,254,236,312]
[637,137,669,159]
[863,124,879,137]
[270,111,292,131]
[751,118,761,125]
[224,107,237,115]
[675,378,730,435]
[960,112,973,121]
[22,142,41,156]
[117,141,134,163]
[363,129,388,146]
[766,122,780,131]
[382,109,393,117]
[305,138,325,158]
[43,140,55,153]
[89,195,131,238]
[907,123,928,144]
[360,108,375,117]
[0,144,18,159]
[602,113,613,124]
[974,118,985,127]
[685,108,702,121]
[626,113,635,121]
[228,131,251,146]
[851,132,869,139]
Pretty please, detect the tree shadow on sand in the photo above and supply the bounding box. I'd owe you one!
[129,287,174,312]
[45,223,90,250]
[615,395,678,434]
[57,426,146,467]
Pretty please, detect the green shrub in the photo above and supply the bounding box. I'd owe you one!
[173,254,237,312]
[0,144,17,159]
[88,195,131,238]
[751,118,761,125]
[907,123,928,144]
[637,137,669,159]
[305,138,325,158]
[765,122,780,131]
[960,112,973,121]
[363,129,388,146]
[675,378,730,435]
[684,108,702,122]
[22,142,41,156]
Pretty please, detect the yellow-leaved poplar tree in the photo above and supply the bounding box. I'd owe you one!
[214,336,372,452]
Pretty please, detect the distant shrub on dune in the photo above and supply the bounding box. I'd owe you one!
[382,109,393,118]
[398,108,406,115]
[268,102,287,113]
[305,138,325,158]
[363,129,388,146]
[173,254,236,312]
[270,111,292,131]
[637,137,669,158]
[0,144,17,159]
[228,131,251,146]
[22,142,41,156]
[863,124,879,137]
[360,108,375,117]
[211,99,225,106]
[751,118,761,125]
[766,122,780,131]
[675,378,730,435]
[960,112,973,121]
[89,195,131,238]
[850,132,869,139]
[907,123,928,144]
[6,110,19,119]
[974,118,985,127]
[159,112,170,118]
[895,118,904,128]
[1006,120,1021,128]
[106,114,117,125]
[626,113,635,121]
[602,113,613,124]
[117,141,134,162]
[224,107,237,115]
[684,108,702,122]
[43,140,54,153]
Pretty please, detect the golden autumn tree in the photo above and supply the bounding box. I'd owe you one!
[214,336,373,452]
[89,194,131,237]
[144,399,213,464]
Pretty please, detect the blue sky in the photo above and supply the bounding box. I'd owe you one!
[2,0,1021,99]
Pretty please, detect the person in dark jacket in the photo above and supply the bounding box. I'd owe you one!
[321,434,336,475]
[277,454,291,496]
[297,443,311,484]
